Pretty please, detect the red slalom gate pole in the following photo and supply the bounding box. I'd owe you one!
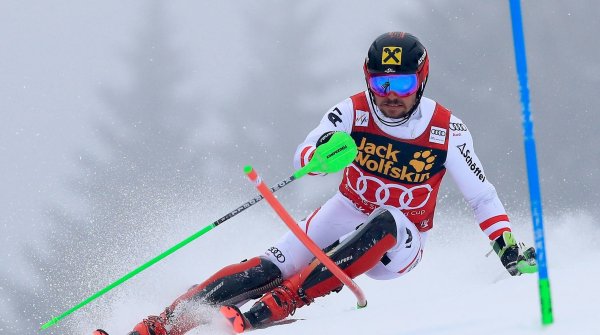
[244,166,367,308]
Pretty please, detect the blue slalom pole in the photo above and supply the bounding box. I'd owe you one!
[508,0,554,325]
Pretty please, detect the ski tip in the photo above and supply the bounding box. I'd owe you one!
[220,305,249,334]
[92,329,109,335]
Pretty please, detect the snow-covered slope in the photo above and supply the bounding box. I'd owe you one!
[77,208,599,335]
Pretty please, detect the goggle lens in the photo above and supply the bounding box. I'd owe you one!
[368,74,418,97]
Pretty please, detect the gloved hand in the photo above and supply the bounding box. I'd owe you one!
[492,231,537,276]
[305,131,338,176]
[316,131,337,147]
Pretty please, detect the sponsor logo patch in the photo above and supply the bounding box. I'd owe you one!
[382,46,402,65]
[449,122,468,132]
[322,255,354,271]
[354,134,445,184]
[204,281,224,299]
[417,50,427,66]
[355,110,369,127]
[456,143,486,182]
[410,150,437,173]
[429,126,447,144]
[267,247,286,263]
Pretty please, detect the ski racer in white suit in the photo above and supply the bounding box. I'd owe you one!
[278,90,508,280]
[104,32,537,335]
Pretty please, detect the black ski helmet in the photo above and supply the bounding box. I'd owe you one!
[364,32,429,125]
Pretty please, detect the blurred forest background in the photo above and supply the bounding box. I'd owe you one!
[1,1,598,334]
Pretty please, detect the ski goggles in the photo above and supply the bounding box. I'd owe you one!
[367,73,419,97]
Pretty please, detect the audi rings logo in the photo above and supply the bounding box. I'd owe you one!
[449,122,468,132]
[345,165,433,210]
[268,247,286,263]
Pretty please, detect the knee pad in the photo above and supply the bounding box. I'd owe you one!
[352,208,399,242]
[171,256,282,308]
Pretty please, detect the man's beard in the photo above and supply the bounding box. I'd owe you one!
[379,98,410,118]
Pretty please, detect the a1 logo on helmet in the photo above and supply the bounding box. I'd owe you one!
[382,46,402,66]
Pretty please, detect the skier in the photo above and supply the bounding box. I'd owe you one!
[94,32,536,335]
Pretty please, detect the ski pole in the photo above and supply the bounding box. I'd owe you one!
[40,177,292,330]
[41,131,358,330]
[245,165,367,308]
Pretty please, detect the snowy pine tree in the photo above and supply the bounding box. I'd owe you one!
[18,3,209,334]
[220,2,338,214]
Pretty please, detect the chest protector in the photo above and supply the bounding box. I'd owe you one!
[339,92,451,232]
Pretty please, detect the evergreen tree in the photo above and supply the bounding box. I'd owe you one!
[221,2,338,213]
[9,3,208,334]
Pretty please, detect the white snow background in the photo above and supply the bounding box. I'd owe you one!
[70,202,598,335]
[3,2,598,334]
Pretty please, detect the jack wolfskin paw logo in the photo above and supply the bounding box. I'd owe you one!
[409,150,436,172]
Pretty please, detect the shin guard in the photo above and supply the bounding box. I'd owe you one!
[174,256,282,306]
[244,209,398,326]
[301,208,398,299]
[165,256,282,333]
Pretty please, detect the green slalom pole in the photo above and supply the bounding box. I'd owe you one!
[41,132,357,330]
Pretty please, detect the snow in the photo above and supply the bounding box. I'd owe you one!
[77,209,599,335]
